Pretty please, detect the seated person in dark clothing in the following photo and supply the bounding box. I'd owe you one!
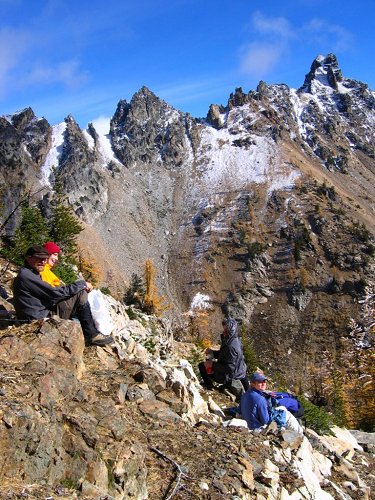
[199,318,249,391]
[12,245,114,347]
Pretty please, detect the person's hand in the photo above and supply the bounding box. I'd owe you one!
[85,281,94,292]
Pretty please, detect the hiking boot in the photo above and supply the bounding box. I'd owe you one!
[88,333,114,347]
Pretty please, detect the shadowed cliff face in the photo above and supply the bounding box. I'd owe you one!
[0,54,374,395]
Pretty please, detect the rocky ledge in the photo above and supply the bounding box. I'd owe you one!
[0,300,373,499]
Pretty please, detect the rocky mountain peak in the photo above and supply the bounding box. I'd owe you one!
[227,87,251,109]
[10,107,37,131]
[1,107,51,169]
[110,86,192,169]
[111,86,174,131]
[300,53,343,93]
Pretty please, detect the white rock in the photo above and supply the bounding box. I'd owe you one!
[167,368,209,419]
[279,487,303,499]
[134,343,149,363]
[148,361,167,379]
[199,481,209,491]
[325,480,353,500]
[273,447,292,464]
[343,481,357,491]
[318,433,356,460]
[293,437,334,499]
[222,418,248,428]
[331,426,363,451]
[208,396,226,419]
[312,449,332,477]
[264,458,279,473]
[179,359,199,383]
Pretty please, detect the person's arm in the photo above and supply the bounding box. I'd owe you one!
[206,348,220,359]
[257,396,271,426]
[215,345,238,377]
[24,269,86,304]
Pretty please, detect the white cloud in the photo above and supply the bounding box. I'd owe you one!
[238,12,293,79]
[239,12,354,80]
[252,11,294,39]
[303,18,354,52]
[0,28,30,97]
[239,43,285,79]
[24,59,90,89]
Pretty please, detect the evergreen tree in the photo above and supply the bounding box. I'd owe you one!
[48,170,83,262]
[3,204,49,265]
[124,273,145,308]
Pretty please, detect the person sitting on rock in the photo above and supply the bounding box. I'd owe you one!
[12,245,114,347]
[198,318,249,393]
[41,241,114,337]
[240,372,303,434]
[40,241,64,286]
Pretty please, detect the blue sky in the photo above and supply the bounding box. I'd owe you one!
[1,0,374,128]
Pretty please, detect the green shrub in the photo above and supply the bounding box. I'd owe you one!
[364,243,375,257]
[143,337,156,354]
[247,241,266,261]
[350,222,370,243]
[126,307,140,321]
[53,262,78,285]
[299,396,335,435]
[241,331,258,374]
[187,346,206,377]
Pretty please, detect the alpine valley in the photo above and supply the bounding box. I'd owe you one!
[0,53,374,427]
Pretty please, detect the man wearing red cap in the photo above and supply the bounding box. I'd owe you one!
[13,245,114,347]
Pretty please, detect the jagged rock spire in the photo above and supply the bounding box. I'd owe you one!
[300,53,343,93]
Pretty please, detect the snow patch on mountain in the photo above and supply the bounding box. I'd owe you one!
[190,293,211,311]
[196,121,299,194]
[40,122,67,185]
[84,117,121,166]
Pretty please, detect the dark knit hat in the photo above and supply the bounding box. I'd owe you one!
[25,245,49,259]
[43,241,61,254]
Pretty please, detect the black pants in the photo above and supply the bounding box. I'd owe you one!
[198,362,249,391]
[55,290,98,342]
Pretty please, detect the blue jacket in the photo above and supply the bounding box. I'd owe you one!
[240,388,270,429]
[213,319,247,384]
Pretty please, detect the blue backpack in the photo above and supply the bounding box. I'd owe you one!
[264,391,305,418]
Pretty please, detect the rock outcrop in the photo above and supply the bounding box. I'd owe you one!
[0,308,373,499]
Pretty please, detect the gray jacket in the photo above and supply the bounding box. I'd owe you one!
[13,264,87,320]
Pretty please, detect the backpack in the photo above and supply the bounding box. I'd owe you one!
[264,391,305,418]
[269,407,287,429]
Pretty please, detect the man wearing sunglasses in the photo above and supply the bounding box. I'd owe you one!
[12,245,113,347]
